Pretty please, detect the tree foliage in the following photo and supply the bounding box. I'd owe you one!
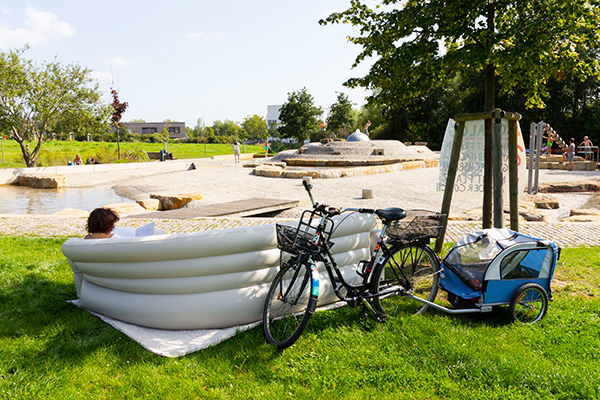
[320,0,600,111]
[326,92,357,136]
[0,48,105,167]
[278,87,323,141]
[212,120,243,138]
[242,114,268,140]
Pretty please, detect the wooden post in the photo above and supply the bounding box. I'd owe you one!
[492,109,504,228]
[483,118,493,229]
[508,119,520,231]
[435,121,465,253]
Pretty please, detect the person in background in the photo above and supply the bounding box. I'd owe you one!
[364,120,372,136]
[84,208,120,239]
[580,136,594,161]
[565,138,576,171]
[232,140,241,163]
[264,141,271,157]
[73,154,83,165]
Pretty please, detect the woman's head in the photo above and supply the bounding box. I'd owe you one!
[86,208,119,234]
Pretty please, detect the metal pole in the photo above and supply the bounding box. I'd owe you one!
[492,110,504,228]
[534,123,543,193]
[527,122,535,194]
[435,121,465,254]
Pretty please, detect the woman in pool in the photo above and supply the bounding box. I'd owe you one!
[84,208,120,239]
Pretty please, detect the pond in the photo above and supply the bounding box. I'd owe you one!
[0,185,134,214]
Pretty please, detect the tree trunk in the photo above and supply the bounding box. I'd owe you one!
[483,1,496,229]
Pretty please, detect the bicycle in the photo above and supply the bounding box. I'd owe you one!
[263,180,445,349]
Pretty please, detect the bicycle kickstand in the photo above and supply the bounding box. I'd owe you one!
[360,298,386,323]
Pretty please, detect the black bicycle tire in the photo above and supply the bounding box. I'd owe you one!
[263,261,317,349]
[371,243,440,318]
[508,283,549,324]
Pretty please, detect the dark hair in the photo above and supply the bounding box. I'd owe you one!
[571,138,575,142]
[86,208,119,234]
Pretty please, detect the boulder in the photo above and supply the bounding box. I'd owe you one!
[539,180,600,193]
[17,174,66,189]
[103,202,146,214]
[53,208,90,217]
[569,209,600,217]
[252,164,285,178]
[561,214,600,223]
[150,193,203,210]
[137,198,161,211]
[522,194,560,209]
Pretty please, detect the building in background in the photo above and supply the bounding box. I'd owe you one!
[121,122,187,139]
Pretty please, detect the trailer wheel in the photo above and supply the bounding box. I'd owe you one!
[509,283,548,324]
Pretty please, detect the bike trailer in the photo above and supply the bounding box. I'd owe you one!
[440,228,560,307]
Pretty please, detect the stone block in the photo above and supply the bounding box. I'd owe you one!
[103,202,146,214]
[53,208,90,217]
[18,174,66,189]
[522,194,560,209]
[569,209,600,216]
[150,193,203,210]
[561,215,600,222]
[137,198,161,211]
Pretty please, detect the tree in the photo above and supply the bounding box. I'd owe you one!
[0,48,105,167]
[110,89,128,159]
[326,92,357,136]
[278,87,322,141]
[212,120,242,138]
[320,1,600,112]
[242,114,268,140]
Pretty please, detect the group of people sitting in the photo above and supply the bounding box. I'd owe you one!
[68,154,100,166]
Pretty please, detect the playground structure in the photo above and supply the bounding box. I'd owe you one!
[528,121,597,194]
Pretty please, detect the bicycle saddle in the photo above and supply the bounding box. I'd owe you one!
[375,207,406,221]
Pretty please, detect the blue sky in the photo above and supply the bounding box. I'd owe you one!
[0,1,373,127]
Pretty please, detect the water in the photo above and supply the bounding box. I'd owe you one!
[0,185,134,214]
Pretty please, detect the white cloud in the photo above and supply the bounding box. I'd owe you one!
[0,6,74,49]
[107,56,130,66]
[0,7,10,14]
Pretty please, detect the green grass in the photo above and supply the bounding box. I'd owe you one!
[1,237,599,399]
[0,140,264,168]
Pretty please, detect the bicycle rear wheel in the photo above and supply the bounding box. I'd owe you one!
[263,261,317,349]
[371,243,440,318]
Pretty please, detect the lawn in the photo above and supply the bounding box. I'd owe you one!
[0,139,264,169]
[1,236,599,399]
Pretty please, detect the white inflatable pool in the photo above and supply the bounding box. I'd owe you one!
[62,213,376,330]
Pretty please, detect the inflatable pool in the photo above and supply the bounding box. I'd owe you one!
[62,213,377,330]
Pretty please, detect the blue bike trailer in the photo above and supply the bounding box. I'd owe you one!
[440,228,559,307]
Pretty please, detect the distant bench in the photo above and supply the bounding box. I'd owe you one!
[144,151,176,161]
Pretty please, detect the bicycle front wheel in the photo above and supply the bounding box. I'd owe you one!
[371,243,440,318]
[263,261,317,349]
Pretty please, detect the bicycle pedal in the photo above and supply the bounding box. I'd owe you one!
[374,311,387,323]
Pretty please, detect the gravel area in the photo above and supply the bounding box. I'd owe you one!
[1,159,600,247]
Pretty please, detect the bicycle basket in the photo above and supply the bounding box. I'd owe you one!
[275,211,334,254]
[275,224,314,254]
[386,210,446,245]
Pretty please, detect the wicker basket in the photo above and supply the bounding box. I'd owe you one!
[386,210,446,245]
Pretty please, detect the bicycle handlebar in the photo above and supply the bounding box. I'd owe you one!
[302,182,377,217]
